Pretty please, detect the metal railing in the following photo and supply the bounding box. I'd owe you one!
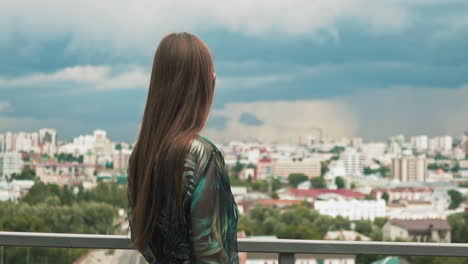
[1,232,468,263]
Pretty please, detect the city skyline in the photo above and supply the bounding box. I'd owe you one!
[1,1,468,142]
[1,127,468,145]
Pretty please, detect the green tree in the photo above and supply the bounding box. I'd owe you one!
[329,146,345,154]
[378,167,391,177]
[381,192,390,203]
[288,173,308,187]
[115,143,122,150]
[105,161,114,169]
[0,186,120,264]
[251,178,283,193]
[335,176,346,189]
[448,189,463,209]
[246,163,256,169]
[277,225,321,239]
[321,162,330,176]
[447,212,468,243]
[363,167,373,175]
[311,177,326,188]
[364,166,390,177]
[232,160,244,174]
[10,166,36,180]
[354,220,373,237]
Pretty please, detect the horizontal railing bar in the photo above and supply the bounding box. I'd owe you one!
[1,232,468,257]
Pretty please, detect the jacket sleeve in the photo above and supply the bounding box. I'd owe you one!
[190,150,239,264]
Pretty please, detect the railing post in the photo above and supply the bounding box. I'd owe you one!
[279,253,295,264]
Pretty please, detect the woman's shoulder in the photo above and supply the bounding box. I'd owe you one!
[189,134,220,155]
[188,134,227,172]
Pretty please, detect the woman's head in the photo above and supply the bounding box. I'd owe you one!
[128,32,215,252]
[147,32,215,135]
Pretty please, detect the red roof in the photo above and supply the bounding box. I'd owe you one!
[372,187,434,193]
[288,188,366,199]
[258,199,310,206]
[259,157,272,163]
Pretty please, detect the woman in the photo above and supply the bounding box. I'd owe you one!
[127,32,239,264]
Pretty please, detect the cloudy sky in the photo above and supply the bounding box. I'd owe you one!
[1,0,468,143]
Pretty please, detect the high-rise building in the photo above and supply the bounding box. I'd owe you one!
[361,143,386,165]
[411,135,428,152]
[387,134,405,157]
[460,132,468,155]
[340,148,365,177]
[439,136,453,153]
[0,152,23,179]
[392,155,428,182]
[14,132,39,153]
[93,130,113,156]
[39,128,57,146]
[0,134,4,152]
[350,137,363,148]
[113,149,132,171]
[5,132,14,152]
[429,136,453,154]
[39,128,57,155]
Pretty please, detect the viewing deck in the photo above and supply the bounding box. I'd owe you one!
[1,231,468,263]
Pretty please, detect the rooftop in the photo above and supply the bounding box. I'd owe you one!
[287,188,367,199]
[388,219,451,231]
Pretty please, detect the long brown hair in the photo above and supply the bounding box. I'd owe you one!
[127,32,215,252]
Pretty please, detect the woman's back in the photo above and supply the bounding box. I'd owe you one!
[129,135,239,263]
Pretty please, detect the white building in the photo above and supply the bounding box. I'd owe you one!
[14,132,40,153]
[0,152,23,179]
[246,149,261,164]
[371,187,434,201]
[93,130,114,156]
[361,143,386,165]
[0,179,35,201]
[340,148,364,177]
[59,130,113,157]
[0,133,10,153]
[350,137,363,148]
[239,168,255,181]
[0,131,47,153]
[324,230,371,241]
[314,199,386,221]
[429,136,453,154]
[0,133,4,152]
[410,135,428,152]
[4,132,14,152]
